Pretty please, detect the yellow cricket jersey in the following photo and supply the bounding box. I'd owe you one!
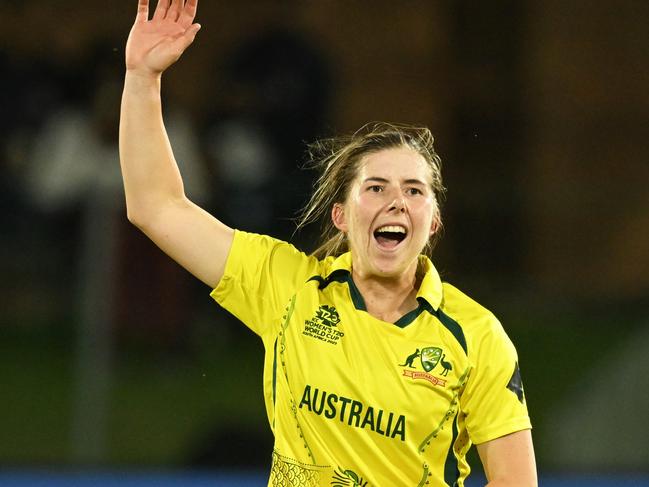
[211,230,531,487]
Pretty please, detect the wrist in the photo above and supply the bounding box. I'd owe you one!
[124,69,162,93]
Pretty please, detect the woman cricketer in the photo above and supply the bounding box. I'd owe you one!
[119,0,537,485]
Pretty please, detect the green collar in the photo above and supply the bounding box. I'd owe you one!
[316,252,444,327]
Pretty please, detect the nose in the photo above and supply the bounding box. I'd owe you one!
[388,194,406,213]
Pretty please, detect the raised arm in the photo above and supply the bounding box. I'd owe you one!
[119,0,233,288]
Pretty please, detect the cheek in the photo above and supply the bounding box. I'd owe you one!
[407,196,427,212]
[349,194,374,224]
[411,199,437,227]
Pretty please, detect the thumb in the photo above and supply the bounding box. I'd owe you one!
[183,23,201,46]
[171,23,201,54]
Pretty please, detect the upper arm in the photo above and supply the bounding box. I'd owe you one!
[460,319,532,444]
[131,196,234,288]
[476,429,537,487]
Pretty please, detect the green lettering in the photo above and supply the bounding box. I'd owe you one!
[375,409,385,435]
[313,388,325,415]
[338,396,352,422]
[300,385,406,442]
[385,412,394,436]
[361,406,375,431]
[299,385,312,411]
[391,415,406,441]
[348,400,363,427]
[325,393,338,419]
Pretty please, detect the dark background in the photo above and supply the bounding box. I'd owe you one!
[1,0,648,478]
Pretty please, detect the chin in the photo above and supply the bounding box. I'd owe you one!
[370,256,415,278]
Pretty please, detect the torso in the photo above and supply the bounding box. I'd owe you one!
[268,272,469,486]
[212,232,531,487]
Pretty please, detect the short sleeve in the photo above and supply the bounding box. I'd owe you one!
[210,230,320,337]
[460,316,532,445]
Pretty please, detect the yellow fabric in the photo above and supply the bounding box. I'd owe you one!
[211,230,531,486]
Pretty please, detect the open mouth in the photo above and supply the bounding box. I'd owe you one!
[373,225,407,249]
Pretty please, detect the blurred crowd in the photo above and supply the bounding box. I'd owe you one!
[1,29,332,347]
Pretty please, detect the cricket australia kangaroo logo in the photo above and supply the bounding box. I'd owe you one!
[303,305,344,345]
[399,346,450,387]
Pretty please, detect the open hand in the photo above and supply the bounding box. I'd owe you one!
[125,0,200,77]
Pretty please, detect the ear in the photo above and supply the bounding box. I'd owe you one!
[331,203,348,232]
[429,212,441,236]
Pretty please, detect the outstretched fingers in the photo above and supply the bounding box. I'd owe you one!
[135,0,149,22]
[152,0,170,21]
[179,0,199,27]
[167,0,183,21]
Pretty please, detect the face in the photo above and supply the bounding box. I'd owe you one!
[332,146,440,279]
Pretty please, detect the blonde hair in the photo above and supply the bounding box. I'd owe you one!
[296,122,446,259]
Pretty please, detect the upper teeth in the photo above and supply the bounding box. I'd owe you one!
[376,225,406,233]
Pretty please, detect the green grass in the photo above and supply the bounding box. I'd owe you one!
[0,323,268,466]
[501,304,645,468]
[1,333,75,462]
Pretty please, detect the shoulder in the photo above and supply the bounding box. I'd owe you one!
[439,282,511,353]
[228,230,328,278]
[231,229,306,259]
[213,230,328,329]
[440,282,498,325]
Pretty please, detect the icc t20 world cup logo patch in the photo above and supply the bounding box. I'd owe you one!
[313,304,340,327]
[303,305,345,345]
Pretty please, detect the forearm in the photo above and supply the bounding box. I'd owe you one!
[119,71,186,225]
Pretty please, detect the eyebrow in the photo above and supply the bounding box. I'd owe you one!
[362,177,427,186]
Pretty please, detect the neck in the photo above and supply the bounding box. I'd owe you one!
[351,261,422,323]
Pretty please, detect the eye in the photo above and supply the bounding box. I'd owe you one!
[406,187,423,196]
[368,185,384,193]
